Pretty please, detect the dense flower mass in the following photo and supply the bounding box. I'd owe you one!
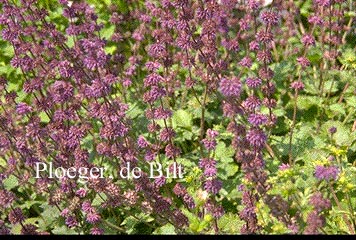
[0,0,355,236]
[315,165,339,181]
[219,77,242,97]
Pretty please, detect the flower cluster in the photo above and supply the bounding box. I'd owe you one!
[0,0,355,235]
[304,192,331,234]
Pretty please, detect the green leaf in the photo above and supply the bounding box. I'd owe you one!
[51,225,77,234]
[3,175,18,190]
[25,217,42,226]
[105,45,117,55]
[300,0,312,16]
[215,142,234,163]
[345,96,356,108]
[39,111,50,123]
[0,157,6,167]
[329,103,346,116]
[218,162,239,180]
[11,223,22,235]
[218,213,243,233]
[188,215,201,233]
[100,25,115,41]
[339,48,356,69]
[20,200,43,210]
[272,61,294,86]
[307,47,322,64]
[39,203,60,228]
[120,216,138,234]
[297,96,322,110]
[172,109,193,129]
[322,121,353,146]
[153,224,176,234]
[92,193,107,206]
[323,80,340,94]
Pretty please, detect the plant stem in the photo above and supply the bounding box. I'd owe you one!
[199,85,208,154]
[288,90,298,165]
[328,181,355,234]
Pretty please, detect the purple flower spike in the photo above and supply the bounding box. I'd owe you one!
[315,165,339,181]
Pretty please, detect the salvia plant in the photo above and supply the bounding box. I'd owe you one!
[0,0,355,235]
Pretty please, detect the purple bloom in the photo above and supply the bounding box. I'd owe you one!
[328,127,337,134]
[257,50,272,64]
[8,208,24,224]
[207,129,219,139]
[16,103,32,115]
[301,34,315,47]
[144,73,164,87]
[21,224,38,235]
[256,30,273,43]
[222,38,239,51]
[239,18,250,31]
[50,81,74,103]
[91,227,104,235]
[290,81,305,91]
[0,220,10,235]
[247,0,261,10]
[249,41,260,51]
[202,139,217,150]
[248,114,268,126]
[159,128,175,142]
[259,67,274,80]
[246,128,267,149]
[304,210,325,234]
[83,50,108,70]
[65,216,78,228]
[308,15,324,26]
[0,190,15,207]
[58,60,73,78]
[172,210,188,228]
[154,176,166,187]
[86,212,101,224]
[144,149,156,161]
[245,77,262,89]
[165,144,180,159]
[11,55,34,72]
[279,163,291,171]
[75,188,87,198]
[315,165,339,181]
[242,95,262,112]
[82,201,93,213]
[239,56,252,68]
[173,183,186,197]
[205,200,224,218]
[260,10,280,26]
[145,61,161,71]
[314,0,331,7]
[297,57,310,68]
[148,43,166,58]
[309,192,331,211]
[182,194,195,209]
[288,221,299,234]
[219,77,242,97]
[60,208,70,217]
[204,179,222,194]
[204,167,217,177]
[199,158,216,169]
[154,107,172,120]
[137,135,149,148]
[143,86,166,103]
